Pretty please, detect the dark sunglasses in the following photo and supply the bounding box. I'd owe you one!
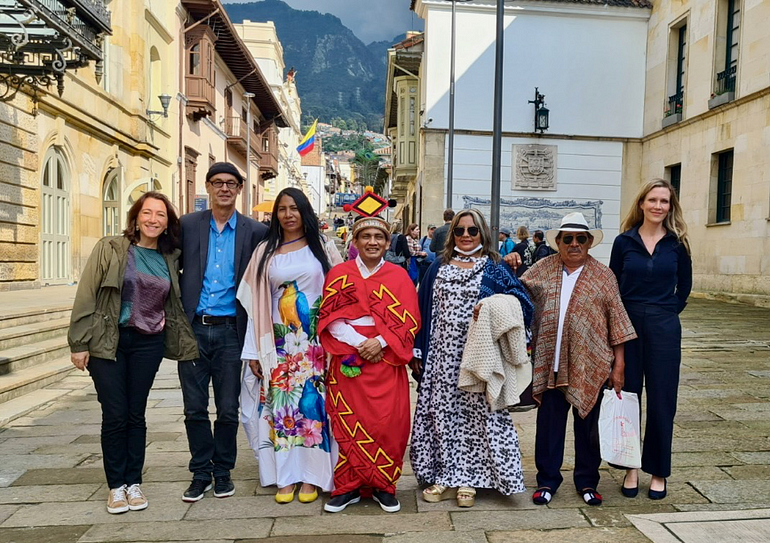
[561,234,589,245]
[453,226,480,237]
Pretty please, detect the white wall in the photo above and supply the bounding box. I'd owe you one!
[422,1,649,137]
[447,134,623,262]
[301,165,326,216]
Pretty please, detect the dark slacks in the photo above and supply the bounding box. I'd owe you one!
[178,320,242,480]
[89,327,164,489]
[535,386,603,493]
[623,303,681,478]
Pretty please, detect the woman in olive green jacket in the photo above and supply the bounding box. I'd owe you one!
[68,191,198,515]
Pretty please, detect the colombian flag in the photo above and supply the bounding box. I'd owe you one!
[297,119,318,157]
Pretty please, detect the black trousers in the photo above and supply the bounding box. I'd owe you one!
[623,303,682,478]
[178,320,242,480]
[89,327,164,489]
[535,386,602,493]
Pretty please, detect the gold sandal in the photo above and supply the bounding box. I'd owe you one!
[457,487,476,507]
[422,484,457,503]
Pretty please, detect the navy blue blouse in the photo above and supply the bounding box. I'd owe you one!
[609,225,692,314]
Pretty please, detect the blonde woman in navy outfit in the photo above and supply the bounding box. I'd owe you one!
[609,179,692,500]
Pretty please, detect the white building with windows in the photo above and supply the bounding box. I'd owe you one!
[412,0,651,262]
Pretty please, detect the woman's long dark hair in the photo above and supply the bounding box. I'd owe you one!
[122,191,180,255]
[256,187,331,280]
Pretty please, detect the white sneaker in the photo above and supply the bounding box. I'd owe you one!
[107,485,129,514]
[126,484,148,511]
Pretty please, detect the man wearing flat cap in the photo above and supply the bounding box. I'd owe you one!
[317,216,420,514]
[518,212,636,508]
[178,162,267,502]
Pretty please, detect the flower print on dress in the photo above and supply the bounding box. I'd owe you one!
[297,418,324,447]
[273,405,304,438]
[307,344,326,373]
[285,330,310,355]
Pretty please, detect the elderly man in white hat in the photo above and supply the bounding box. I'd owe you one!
[518,212,636,508]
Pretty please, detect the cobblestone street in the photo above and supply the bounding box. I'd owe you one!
[0,298,769,542]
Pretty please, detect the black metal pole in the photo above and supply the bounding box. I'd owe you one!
[446,0,457,209]
[489,0,505,235]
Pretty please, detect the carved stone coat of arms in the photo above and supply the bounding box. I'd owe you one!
[512,144,557,190]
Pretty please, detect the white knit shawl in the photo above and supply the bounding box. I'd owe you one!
[459,293,531,411]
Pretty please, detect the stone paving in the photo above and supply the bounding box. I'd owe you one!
[0,298,769,542]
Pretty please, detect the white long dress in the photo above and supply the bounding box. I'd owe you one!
[241,246,336,491]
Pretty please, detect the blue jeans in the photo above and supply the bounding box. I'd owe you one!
[178,321,242,480]
[89,327,164,489]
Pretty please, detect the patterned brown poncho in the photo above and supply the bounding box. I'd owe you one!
[521,254,637,418]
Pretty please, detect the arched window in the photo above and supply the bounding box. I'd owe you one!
[127,178,163,207]
[41,147,70,283]
[103,169,120,236]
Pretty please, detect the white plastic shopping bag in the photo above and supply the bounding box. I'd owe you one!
[598,389,642,469]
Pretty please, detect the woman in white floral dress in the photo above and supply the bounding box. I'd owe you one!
[238,188,342,503]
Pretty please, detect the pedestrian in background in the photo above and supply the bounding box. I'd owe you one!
[68,192,198,514]
[532,230,555,263]
[512,226,534,276]
[410,209,534,508]
[177,162,267,502]
[418,225,436,284]
[610,179,692,500]
[406,222,427,284]
[498,228,515,256]
[520,213,636,507]
[429,208,455,254]
[385,221,411,270]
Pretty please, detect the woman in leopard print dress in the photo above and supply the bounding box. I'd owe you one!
[410,209,533,507]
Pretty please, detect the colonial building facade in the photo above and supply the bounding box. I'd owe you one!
[385,32,423,224]
[639,0,770,299]
[179,0,285,219]
[0,0,176,288]
[234,20,305,203]
[0,0,285,290]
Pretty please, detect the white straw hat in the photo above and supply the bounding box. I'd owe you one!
[545,212,603,249]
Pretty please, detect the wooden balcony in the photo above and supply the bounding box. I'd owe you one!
[186,75,215,120]
[224,116,261,160]
[259,127,279,180]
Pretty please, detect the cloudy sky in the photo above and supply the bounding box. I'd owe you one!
[224,0,423,44]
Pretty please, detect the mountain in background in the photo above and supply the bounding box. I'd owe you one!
[224,0,404,132]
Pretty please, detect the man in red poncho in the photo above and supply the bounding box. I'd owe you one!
[318,216,420,513]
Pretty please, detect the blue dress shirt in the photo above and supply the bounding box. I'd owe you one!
[609,225,692,313]
[196,212,238,316]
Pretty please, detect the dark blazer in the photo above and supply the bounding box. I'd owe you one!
[179,209,267,350]
[429,223,450,254]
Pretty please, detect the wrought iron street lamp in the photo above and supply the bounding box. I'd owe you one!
[528,87,549,133]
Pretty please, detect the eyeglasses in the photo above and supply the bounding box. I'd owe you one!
[207,180,241,189]
[453,226,480,237]
[561,234,589,245]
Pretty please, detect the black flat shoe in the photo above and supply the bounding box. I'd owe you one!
[648,479,667,500]
[621,473,639,498]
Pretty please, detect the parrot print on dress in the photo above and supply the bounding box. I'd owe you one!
[278,280,311,335]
